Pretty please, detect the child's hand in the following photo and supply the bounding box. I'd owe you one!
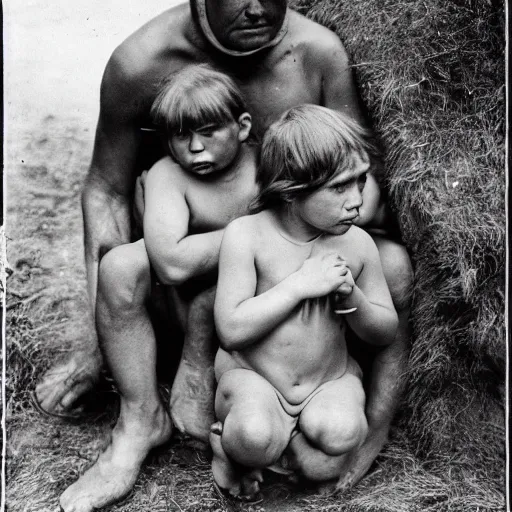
[335,264,355,297]
[294,252,347,299]
[333,264,357,314]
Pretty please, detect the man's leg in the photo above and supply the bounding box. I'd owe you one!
[335,238,412,489]
[170,286,217,443]
[211,368,293,499]
[60,240,172,512]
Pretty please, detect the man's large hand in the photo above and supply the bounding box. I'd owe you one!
[34,347,102,416]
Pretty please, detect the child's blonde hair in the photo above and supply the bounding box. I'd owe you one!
[151,64,248,135]
[252,105,380,212]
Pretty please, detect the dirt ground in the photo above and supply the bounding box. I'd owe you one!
[3,1,507,512]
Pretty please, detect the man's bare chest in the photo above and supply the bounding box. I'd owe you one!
[237,64,322,137]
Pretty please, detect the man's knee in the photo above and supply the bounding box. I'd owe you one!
[303,410,368,456]
[375,238,413,313]
[98,244,151,312]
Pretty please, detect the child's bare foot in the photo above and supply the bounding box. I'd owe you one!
[170,359,215,443]
[60,403,172,512]
[210,422,263,502]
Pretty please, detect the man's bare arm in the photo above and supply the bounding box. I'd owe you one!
[83,50,143,316]
[143,160,224,285]
[34,49,144,414]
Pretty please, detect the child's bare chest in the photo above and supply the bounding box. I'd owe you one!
[255,235,364,294]
[186,176,259,232]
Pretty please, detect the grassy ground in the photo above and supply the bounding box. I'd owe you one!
[4,0,506,511]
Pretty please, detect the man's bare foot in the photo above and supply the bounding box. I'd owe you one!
[60,403,172,512]
[35,348,102,416]
[210,423,263,502]
[334,424,389,491]
[170,359,215,443]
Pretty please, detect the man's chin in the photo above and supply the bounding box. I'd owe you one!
[226,33,277,53]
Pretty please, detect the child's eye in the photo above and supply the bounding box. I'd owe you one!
[335,183,348,193]
[358,173,368,190]
[197,125,218,136]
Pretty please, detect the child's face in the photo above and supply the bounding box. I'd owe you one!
[169,114,251,176]
[295,154,370,236]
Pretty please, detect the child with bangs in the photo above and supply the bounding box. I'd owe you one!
[210,105,399,499]
[95,63,259,449]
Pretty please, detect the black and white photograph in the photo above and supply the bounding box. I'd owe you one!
[2,0,507,511]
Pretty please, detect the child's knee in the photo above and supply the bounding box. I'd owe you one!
[306,410,368,456]
[222,414,282,467]
[98,245,150,312]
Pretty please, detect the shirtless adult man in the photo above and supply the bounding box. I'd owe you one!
[37,0,412,508]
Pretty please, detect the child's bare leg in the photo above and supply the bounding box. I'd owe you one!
[212,369,292,498]
[288,372,367,483]
[210,423,264,499]
[60,240,172,512]
[336,238,412,489]
[170,286,217,443]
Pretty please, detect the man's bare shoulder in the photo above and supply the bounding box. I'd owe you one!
[111,4,190,76]
[287,9,348,57]
[100,2,193,110]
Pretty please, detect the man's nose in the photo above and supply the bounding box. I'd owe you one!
[189,134,204,153]
[245,1,265,21]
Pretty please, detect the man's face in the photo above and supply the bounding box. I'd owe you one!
[295,155,370,236]
[205,0,287,52]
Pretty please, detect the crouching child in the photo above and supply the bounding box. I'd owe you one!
[210,105,399,500]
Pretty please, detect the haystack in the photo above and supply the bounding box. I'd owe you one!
[293,0,505,479]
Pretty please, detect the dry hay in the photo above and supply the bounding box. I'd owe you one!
[292,0,506,495]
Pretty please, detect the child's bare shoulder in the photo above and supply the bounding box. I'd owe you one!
[147,156,189,186]
[224,212,267,243]
[335,226,379,258]
[148,155,182,174]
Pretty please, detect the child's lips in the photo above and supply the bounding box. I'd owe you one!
[192,162,213,171]
[339,215,358,225]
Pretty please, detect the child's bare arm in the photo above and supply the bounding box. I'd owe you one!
[336,231,398,345]
[214,218,347,351]
[143,158,224,285]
